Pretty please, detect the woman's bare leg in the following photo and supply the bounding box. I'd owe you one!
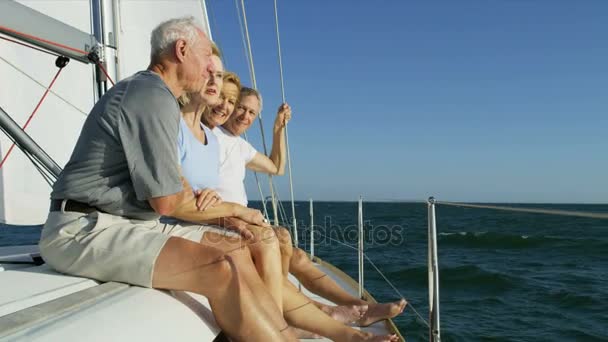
[239,224,284,312]
[200,231,291,333]
[281,283,398,342]
[284,278,366,324]
[275,227,294,277]
[289,240,407,326]
[152,237,295,341]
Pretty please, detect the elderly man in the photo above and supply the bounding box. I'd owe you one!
[215,87,407,327]
[39,17,296,342]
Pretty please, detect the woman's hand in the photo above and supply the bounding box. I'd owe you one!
[219,217,255,240]
[194,188,222,211]
[236,207,271,228]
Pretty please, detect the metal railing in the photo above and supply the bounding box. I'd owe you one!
[427,196,608,342]
[302,196,608,342]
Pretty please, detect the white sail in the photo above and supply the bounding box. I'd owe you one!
[0,0,95,225]
[113,0,212,79]
[0,0,211,225]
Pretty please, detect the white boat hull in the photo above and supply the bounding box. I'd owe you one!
[0,245,402,341]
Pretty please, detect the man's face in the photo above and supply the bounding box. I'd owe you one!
[224,95,260,136]
[182,30,214,94]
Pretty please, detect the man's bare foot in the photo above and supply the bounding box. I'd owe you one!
[291,327,321,339]
[321,304,367,324]
[357,299,407,327]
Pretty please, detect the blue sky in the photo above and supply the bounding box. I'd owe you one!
[207,0,607,203]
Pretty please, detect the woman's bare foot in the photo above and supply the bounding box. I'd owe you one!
[349,330,399,342]
[357,299,407,327]
[291,327,321,339]
[321,304,367,324]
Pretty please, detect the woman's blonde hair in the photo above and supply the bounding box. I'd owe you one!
[222,71,241,92]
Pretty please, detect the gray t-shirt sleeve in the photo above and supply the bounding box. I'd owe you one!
[117,83,182,201]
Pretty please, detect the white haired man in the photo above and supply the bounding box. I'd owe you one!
[39,17,296,341]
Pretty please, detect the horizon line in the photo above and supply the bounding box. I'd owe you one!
[250,199,608,205]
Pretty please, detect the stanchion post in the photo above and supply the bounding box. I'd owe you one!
[309,198,314,260]
[358,196,364,299]
[428,197,441,342]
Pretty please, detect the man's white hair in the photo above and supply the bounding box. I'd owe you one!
[150,16,202,61]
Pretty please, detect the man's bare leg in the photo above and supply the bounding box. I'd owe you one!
[153,236,296,341]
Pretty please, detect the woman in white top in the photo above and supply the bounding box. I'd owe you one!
[220,87,408,328]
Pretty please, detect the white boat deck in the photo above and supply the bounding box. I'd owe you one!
[0,245,400,341]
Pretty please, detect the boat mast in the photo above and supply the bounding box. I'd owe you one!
[91,0,119,99]
[91,0,105,99]
[0,106,62,179]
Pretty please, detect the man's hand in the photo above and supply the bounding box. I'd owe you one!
[194,188,222,211]
[273,103,291,130]
[219,217,254,240]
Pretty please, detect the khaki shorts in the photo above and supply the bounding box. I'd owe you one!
[39,211,237,288]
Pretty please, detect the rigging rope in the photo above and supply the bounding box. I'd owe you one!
[238,0,280,226]
[269,185,293,230]
[272,0,299,247]
[97,62,115,86]
[0,64,65,170]
[276,193,290,226]
[233,0,253,84]
[233,0,269,221]
[243,132,271,221]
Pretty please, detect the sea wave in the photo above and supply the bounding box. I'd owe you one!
[544,289,601,308]
[391,264,519,292]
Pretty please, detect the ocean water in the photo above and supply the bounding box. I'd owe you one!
[2,202,607,341]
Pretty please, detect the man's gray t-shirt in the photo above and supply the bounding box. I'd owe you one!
[51,71,182,220]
